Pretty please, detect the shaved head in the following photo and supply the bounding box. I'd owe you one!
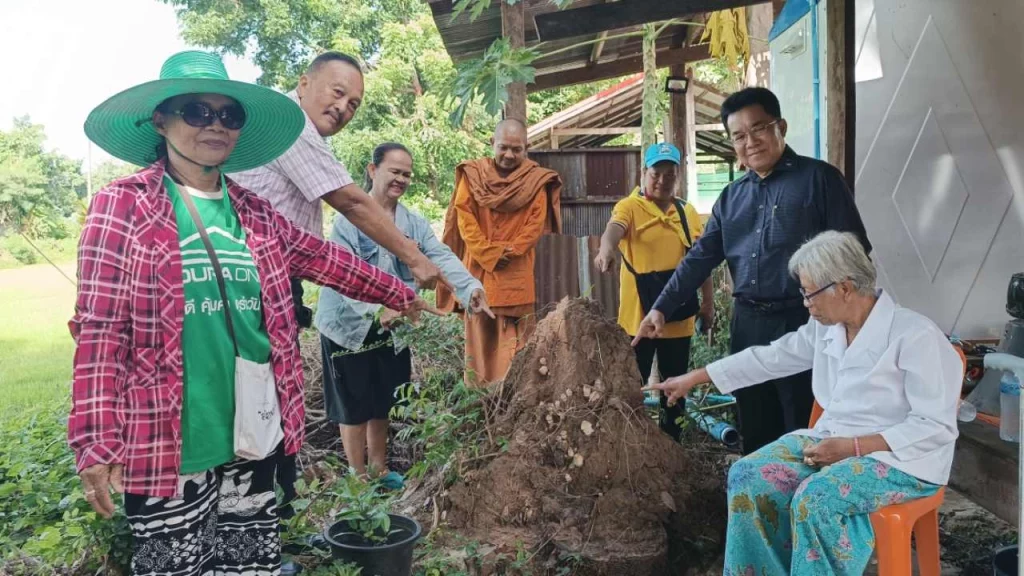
[492,118,528,175]
[495,118,527,139]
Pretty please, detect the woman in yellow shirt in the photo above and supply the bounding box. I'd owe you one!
[595,143,714,441]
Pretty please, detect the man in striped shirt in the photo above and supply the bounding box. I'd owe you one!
[231,52,449,520]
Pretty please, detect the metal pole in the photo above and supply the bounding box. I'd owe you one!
[86,140,93,201]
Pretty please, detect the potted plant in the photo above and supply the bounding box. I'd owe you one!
[323,471,422,576]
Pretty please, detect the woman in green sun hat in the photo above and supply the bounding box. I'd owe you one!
[69,50,439,575]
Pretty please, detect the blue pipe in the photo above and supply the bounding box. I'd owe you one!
[702,394,736,404]
[686,400,740,447]
[809,0,822,159]
[644,393,735,408]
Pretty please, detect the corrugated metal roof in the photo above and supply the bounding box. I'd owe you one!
[528,75,735,158]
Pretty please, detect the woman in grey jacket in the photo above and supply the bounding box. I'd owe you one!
[315,142,492,488]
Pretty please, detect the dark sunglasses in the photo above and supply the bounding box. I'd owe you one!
[174,101,247,130]
[799,281,837,302]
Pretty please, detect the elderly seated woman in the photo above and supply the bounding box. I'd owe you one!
[645,230,962,576]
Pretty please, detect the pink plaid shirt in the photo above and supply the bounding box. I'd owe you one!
[69,161,415,497]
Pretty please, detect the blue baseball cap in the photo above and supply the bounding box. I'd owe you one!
[644,142,682,168]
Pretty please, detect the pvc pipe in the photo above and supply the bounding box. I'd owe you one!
[809,0,822,160]
[983,352,1024,576]
[702,394,736,404]
[686,399,740,448]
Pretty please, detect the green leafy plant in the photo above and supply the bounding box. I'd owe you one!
[0,396,132,574]
[449,38,539,127]
[447,17,701,129]
[306,562,364,576]
[388,308,493,485]
[331,472,396,545]
[688,264,733,370]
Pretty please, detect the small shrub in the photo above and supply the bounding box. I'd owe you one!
[689,264,733,371]
[0,396,132,575]
[4,235,38,265]
[329,472,395,544]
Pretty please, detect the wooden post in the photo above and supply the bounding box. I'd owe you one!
[669,62,688,199]
[684,69,698,203]
[826,0,856,190]
[550,129,559,150]
[502,0,527,123]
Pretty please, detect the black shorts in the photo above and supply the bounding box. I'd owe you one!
[321,327,412,426]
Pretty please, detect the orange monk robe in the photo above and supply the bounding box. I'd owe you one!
[437,158,562,386]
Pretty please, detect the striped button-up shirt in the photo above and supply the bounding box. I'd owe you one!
[229,92,353,236]
[68,161,414,497]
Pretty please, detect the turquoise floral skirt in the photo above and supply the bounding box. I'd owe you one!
[724,435,940,576]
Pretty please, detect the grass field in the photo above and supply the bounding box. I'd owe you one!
[0,263,77,415]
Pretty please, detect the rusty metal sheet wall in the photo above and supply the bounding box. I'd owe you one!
[560,201,615,238]
[585,151,637,197]
[585,235,620,320]
[532,148,640,200]
[534,234,621,322]
[531,151,586,198]
[534,234,581,319]
[529,149,638,323]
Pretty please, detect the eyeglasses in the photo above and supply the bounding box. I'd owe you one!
[730,120,780,146]
[799,281,836,303]
[174,101,247,131]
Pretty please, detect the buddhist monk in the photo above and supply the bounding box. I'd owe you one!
[438,119,563,386]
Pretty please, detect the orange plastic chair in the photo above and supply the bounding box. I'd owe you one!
[806,345,966,576]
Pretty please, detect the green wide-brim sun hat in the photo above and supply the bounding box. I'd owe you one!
[84,50,304,173]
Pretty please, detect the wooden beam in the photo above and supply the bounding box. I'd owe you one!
[826,0,856,189]
[534,0,754,42]
[590,31,609,64]
[502,0,527,122]
[552,127,642,136]
[694,123,725,131]
[529,44,710,92]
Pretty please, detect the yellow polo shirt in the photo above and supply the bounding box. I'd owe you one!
[611,190,704,338]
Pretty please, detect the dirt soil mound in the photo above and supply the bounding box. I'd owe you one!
[447,298,727,575]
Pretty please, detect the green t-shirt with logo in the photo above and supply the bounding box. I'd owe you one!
[165,176,272,474]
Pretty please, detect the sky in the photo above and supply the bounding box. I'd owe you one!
[0,0,261,167]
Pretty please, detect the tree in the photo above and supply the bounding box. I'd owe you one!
[0,117,83,237]
[88,159,137,192]
[163,0,424,88]
[166,0,645,217]
[0,154,47,234]
[330,12,492,218]
[640,23,660,151]
[164,0,504,216]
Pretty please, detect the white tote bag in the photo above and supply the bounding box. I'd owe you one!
[232,356,285,460]
[178,181,283,461]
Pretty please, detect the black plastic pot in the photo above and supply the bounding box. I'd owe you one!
[994,545,1018,576]
[324,514,422,576]
[1007,273,1024,320]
